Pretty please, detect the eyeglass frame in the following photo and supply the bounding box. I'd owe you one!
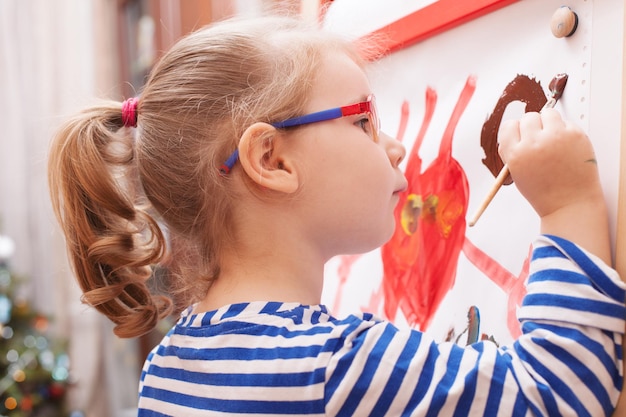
[219,94,380,174]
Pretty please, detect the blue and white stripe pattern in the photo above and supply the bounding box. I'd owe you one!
[138,235,625,416]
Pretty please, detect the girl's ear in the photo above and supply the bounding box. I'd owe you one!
[238,122,299,193]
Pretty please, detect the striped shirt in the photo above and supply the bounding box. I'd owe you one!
[138,235,625,416]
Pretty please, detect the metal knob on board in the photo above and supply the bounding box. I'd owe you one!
[550,6,579,38]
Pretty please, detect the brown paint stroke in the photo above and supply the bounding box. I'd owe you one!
[480,74,547,185]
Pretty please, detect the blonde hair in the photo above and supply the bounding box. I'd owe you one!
[48,16,362,338]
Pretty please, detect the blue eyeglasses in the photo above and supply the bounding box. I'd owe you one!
[219,94,380,174]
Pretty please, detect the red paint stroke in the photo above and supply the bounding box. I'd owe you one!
[379,93,435,322]
[380,76,475,329]
[395,100,410,144]
[462,237,529,338]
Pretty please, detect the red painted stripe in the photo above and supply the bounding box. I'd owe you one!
[357,0,520,60]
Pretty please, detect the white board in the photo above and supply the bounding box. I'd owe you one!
[320,0,624,347]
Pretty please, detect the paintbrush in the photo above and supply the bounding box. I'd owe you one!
[468,73,569,227]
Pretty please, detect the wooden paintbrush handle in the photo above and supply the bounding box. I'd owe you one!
[468,163,510,227]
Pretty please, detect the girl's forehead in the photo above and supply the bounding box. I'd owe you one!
[307,51,371,108]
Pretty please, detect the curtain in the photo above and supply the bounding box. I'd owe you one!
[0,1,140,415]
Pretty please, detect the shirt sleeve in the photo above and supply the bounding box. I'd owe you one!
[323,235,625,417]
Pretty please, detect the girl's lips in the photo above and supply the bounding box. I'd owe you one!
[394,179,408,194]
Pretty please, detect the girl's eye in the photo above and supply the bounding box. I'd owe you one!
[355,117,373,136]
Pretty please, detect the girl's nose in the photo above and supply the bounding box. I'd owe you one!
[380,131,406,168]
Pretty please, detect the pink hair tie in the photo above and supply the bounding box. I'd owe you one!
[122,97,139,128]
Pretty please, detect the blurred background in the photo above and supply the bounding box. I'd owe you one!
[0,1,323,415]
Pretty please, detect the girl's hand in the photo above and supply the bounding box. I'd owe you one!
[498,108,611,264]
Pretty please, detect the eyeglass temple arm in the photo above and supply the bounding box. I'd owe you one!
[272,108,343,129]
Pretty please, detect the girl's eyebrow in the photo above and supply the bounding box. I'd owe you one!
[351,94,371,104]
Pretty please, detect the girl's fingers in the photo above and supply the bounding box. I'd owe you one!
[518,111,543,138]
[497,119,521,163]
[539,107,566,129]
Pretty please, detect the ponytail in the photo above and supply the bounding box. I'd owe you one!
[48,100,172,338]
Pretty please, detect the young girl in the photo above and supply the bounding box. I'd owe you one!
[48,16,624,416]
